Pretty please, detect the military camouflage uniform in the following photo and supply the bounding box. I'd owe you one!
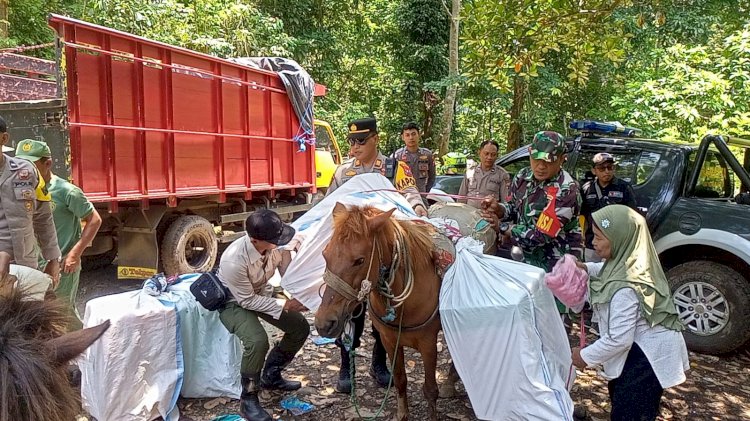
[501,167,583,271]
[392,147,436,193]
[499,131,583,272]
[327,152,424,210]
[458,163,511,208]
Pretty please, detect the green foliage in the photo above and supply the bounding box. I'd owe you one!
[5,0,750,156]
[4,0,72,50]
[462,0,628,91]
[611,23,750,143]
[76,0,294,57]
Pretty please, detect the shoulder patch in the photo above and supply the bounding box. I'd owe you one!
[34,168,51,202]
[398,161,413,177]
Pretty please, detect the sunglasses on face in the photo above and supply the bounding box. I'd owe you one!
[595,164,615,171]
[348,134,375,146]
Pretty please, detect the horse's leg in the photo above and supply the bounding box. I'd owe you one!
[438,361,461,398]
[417,338,439,421]
[390,345,409,421]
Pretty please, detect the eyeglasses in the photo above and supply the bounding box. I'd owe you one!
[595,164,615,171]
[347,134,375,146]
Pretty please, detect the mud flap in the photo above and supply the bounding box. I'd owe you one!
[117,206,168,279]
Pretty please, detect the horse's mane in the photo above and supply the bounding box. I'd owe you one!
[331,205,436,272]
[0,289,79,421]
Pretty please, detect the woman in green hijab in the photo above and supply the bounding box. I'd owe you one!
[571,205,689,421]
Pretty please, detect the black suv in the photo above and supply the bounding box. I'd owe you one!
[497,121,750,355]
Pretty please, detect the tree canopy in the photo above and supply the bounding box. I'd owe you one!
[4,0,750,157]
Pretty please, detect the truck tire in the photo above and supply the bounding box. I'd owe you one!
[667,261,750,355]
[161,215,218,275]
[81,245,118,271]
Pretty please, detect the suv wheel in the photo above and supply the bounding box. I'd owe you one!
[667,261,750,355]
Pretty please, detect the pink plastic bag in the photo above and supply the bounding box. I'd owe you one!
[544,254,588,310]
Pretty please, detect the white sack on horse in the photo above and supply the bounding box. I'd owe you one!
[281,173,419,311]
[441,238,575,420]
[283,173,574,420]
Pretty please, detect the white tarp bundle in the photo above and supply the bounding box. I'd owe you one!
[80,291,182,421]
[283,173,575,420]
[80,277,243,420]
[168,279,243,399]
[281,173,418,311]
[427,201,496,254]
[441,238,575,420]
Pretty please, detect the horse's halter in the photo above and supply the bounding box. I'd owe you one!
[322,237,377,304]
[322,225,415,310]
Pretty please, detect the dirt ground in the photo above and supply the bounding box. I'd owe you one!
[77,265,750,421]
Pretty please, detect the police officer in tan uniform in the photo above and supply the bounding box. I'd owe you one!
[326,116,427,395]
[0,116,61,284]
[458,140,510,209]
[391,122,436,195]
[328,117,427,216]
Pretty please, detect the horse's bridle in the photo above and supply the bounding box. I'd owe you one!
[322,224,439,332]
[322,237,377,303]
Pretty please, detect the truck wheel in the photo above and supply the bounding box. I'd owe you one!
[81,245,118,271]
[667,261,750,355]
[161,215,218,275]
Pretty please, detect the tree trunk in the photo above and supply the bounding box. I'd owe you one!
[422,90,438,151]
[437,0,460,158]
[506,75,526,152]
[0,0,9,39]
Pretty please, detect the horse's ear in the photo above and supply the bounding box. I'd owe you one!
[46,320,111,365]
[367,208,396,232]
[332,202,348,219]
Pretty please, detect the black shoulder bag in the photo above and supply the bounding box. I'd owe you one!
[190,272,231,311]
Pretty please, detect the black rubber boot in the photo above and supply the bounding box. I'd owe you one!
[240,375,272,421]
[369,337,392,388]
[335,346,353,394]
[260,346,301,391]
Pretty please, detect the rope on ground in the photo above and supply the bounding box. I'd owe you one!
[348,309,404,420]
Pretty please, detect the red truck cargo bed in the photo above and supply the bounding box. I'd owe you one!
[48,14,316,205]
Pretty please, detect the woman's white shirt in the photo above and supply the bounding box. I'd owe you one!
[580,262,689,389]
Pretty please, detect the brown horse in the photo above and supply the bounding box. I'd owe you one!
[0,289,110,421]
[314,203,458,421]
